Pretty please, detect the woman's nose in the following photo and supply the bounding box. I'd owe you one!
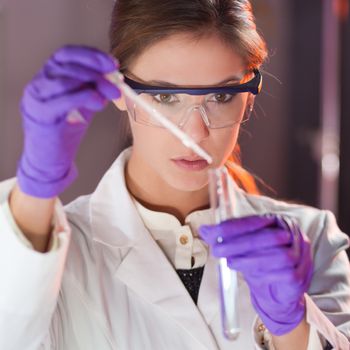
[181,106,210,143]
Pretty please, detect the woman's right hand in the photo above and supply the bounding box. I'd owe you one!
[16,45,120,198]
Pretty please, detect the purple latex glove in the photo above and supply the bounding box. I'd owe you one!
[199,214,313,336]
[16,45,120,198]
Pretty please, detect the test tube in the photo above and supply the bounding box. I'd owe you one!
[209,167,240,340]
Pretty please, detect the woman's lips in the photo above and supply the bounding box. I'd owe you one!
[171,158,209,171]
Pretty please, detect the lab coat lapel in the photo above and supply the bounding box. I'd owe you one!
[90,149,219,349]
[90,149,144,247]
[197,253,221,326]
[115,230,219,349]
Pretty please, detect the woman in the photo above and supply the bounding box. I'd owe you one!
[0,1,349,349]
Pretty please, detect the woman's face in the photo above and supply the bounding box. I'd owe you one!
[115,33,251,193]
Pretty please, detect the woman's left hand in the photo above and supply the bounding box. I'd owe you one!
[199,214,313,336]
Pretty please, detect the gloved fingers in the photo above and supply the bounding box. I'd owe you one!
[95,76,121,100]
[31,61,120,101]
[29,72,120,103]
[52,45,118,74]
[208,227,292,257]
[249,285,305,316]
[48,88,107,113]
[76,107,95,124]
[269,279,307,303]
[249,268,295,283]
[199,215,277,245]
[44,60,105,82]
[29,73,88,100]
[245,265,311,288]
[22,87,107,124]
[226,247,298,273]
[293,240,313,290]
[279,220,312,271]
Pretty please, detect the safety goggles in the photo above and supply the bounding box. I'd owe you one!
[124,69,262,129]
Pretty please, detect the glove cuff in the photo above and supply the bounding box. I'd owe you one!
[16,160,78,198]
[251,292,306,336]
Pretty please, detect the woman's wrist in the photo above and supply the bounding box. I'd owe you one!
[271,316,310,350]
[9,184,56,252]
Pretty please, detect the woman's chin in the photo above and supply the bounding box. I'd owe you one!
[166,173,209,192]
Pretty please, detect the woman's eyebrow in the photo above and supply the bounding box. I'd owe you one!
[146,75,244,87]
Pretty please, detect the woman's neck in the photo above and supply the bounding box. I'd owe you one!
[125,155,209,224]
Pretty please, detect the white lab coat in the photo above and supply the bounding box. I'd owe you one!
[0,148,350,350]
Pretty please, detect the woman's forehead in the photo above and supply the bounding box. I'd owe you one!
[128,32,246,86]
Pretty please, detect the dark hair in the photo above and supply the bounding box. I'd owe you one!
[109,0,267,194]
[109,0,267,71]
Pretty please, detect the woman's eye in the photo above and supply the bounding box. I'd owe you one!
[153,94,177,104]
[212,93,234,103]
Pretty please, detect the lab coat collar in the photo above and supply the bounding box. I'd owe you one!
[90,148,145,247]
[90,147,257,247]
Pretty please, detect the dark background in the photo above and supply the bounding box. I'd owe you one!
[0,1,349,252]
[339,2,350,243]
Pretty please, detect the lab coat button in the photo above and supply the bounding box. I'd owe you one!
[179,235,189,245]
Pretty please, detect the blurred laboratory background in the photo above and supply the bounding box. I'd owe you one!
[0,0,349,245]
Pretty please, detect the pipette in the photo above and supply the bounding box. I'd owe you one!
[106,71,213,164]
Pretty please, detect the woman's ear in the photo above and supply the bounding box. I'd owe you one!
[243,94,255,121]
[247,94,255,112]
[112,94,128,111]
